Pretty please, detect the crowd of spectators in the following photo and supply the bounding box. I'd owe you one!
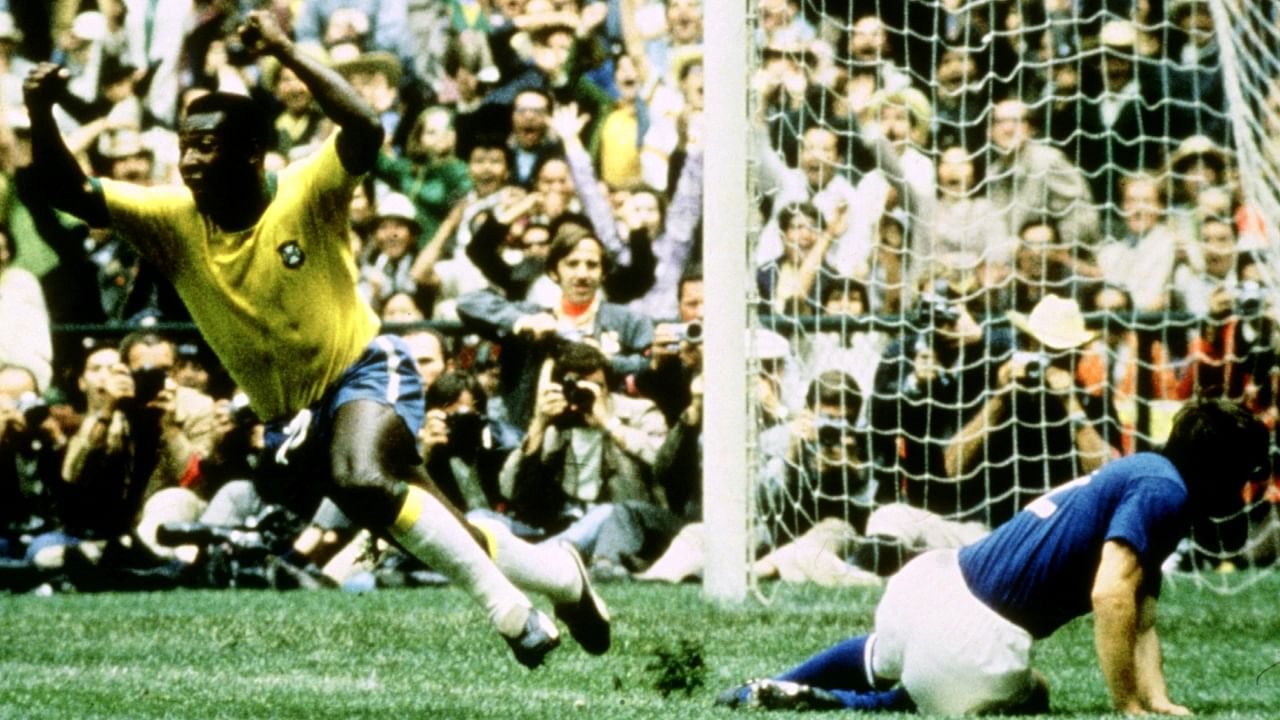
[2,0,1280,593]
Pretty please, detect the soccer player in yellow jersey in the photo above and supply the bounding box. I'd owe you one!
[24,10,608,668]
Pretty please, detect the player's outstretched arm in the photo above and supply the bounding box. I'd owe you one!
[22,63,109,228]
[1134,594,1191,716]
[1091,540,1149,715]
[237,10,383,175]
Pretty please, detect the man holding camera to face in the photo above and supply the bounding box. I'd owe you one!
[848,295,1116,579]
[0,365,64,561]
[420,370,524,514]
[495,342,672,581]
[944,295,1116,528]
[59,333,219,560]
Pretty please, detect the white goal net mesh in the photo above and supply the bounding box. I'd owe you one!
[743,0,1280,593]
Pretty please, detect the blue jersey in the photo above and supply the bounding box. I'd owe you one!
[957,453,1190,639]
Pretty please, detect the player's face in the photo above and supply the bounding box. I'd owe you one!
[179,112,248,212]
[554,238,604,304]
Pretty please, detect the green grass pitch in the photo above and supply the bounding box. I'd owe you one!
[2,574,1279,719]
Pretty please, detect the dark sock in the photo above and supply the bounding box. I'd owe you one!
[776,634,876,691]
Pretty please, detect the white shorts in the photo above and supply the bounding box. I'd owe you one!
[871,549,1035,716]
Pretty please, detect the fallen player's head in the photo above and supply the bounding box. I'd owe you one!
[1162,399,1270,517]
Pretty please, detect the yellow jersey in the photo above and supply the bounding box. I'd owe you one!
[99,135,379,421]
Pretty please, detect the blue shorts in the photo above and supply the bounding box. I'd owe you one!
[258,335,425,503]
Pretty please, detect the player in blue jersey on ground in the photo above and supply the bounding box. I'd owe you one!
[719,398,1269,715]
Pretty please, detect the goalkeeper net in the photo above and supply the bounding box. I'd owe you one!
[740,0,1280,594]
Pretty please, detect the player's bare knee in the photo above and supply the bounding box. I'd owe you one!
[330,468,400,527]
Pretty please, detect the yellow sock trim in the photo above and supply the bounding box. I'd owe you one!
[392,486,427,535]
[469,519,500,561]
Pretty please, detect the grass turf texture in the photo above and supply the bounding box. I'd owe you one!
[2,574,1279,719]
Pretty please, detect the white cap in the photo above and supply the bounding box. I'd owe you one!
[71,11,107,42]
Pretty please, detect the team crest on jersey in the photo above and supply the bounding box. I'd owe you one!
[278,241,305,269]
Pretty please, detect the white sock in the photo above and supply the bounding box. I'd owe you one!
[469,515,583,605]
[388,487,530,637]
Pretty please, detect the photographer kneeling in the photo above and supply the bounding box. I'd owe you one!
[498,342,672,581]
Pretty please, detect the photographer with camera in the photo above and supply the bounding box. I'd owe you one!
[634,269,703,425]
[0,365,64,562]
[868,283,1011,515]
[457,223,654,428]
[58,333,219,560]
[760,371,873,539]
[420,370,523,513]
[499,341,673,580]
[1174,224,1279,412]
[748,370,884,587]
[944,295,1115,528]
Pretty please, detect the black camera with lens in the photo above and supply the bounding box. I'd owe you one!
[227,392,259,427]
[913,292,960,329]
[559,373,597,415]
[1012,350,1049,388]
[445,410,485,451]
[14,391,48,428]
[1236,281,1266,318]
[130,366,169,407]
[814,416,852,447]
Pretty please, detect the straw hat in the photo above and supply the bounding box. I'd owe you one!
[1169,134,1229,174]
[334,51,402,89]
[513,0,579,34]
[1007,295,1095,350]
[1099,19,1138,50]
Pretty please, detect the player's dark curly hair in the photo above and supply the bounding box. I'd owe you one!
[183,92,270,156]
[1161,399,1270,514]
